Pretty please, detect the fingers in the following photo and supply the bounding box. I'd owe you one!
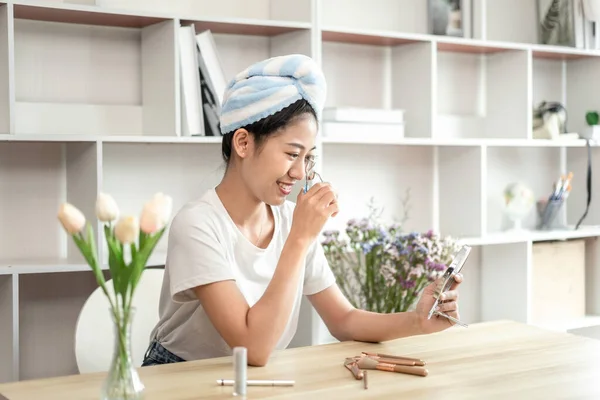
[319,191,337,208]
[439,289,459,302]
[436,301,458,314]
[326,199,339,217]
[449,273,463,291]
[305,182,331,199]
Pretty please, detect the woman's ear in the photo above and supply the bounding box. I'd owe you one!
[232,128,251,159]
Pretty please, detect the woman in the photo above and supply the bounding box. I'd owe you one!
[142,54,463,367]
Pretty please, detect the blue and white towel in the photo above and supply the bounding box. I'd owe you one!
[219,54,327,135]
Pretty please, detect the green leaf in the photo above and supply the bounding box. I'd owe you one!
[105,231,126,297]
[85,223,105,287]
[130,228,166,294]
[73,227,112,305]
[586,111,599,126]
[139,230,147,252]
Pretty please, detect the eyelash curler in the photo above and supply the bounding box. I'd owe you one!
[427,244,471,328]
[304,159,323,193]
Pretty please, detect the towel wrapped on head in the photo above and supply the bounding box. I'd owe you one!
[219,54,327,135]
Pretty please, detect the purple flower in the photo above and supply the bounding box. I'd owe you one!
[398,278,416,289]
[433,263,446,271]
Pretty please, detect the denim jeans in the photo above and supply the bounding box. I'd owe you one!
[141,340,186,366]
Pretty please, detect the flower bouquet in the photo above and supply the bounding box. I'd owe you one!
[58,192,172,400]
[322,215,460,314]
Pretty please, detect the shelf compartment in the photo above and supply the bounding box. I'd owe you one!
[91,0,312,24]
[484,0,600,60]
[532,55,600,139]
[321,0,428,35]
[0,141,100,264]
[211,29,312,86]
[12,11,178,136]
[480,241,530,323]
[530,238,600,333]
[435,47,529,140]
[101,143,224,259]
[321,143,435,234]
[438,146,483,238]
[530,239,588,329]
[18,271,98,380]
[321,40,434,139]
[486,146,562,234]
[566,147,600,227]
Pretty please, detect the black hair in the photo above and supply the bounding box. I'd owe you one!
[221,99,317,165]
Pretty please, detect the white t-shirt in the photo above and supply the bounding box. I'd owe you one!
[149,187,336,361]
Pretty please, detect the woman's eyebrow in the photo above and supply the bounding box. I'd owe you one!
[286,142,317,151]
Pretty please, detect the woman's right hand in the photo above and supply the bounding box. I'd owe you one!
[290,183,339,243]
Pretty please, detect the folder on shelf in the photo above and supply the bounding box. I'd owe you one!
[178,25,205,137]
[196,30,228,136]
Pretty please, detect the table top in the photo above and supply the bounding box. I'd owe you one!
[1,320,599,399]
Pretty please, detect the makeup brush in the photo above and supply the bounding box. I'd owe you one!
[356,357,428,377]
[361,352,426,366]
[344,360,363,380]
[362,355,417,366]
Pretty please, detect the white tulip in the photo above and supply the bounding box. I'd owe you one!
[140,192,173,234]
[95,192,119,222]
[114,216,139,245]
[58,203,86,234]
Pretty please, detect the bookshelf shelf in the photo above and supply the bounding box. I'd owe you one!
[0,133,223,143]
[12,0,170,27]
[183,18,311,37]
[459,226,600,246]
[0,0,599,385]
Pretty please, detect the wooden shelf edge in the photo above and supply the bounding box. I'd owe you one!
[10,0,311,35]
[321,137,595,147]
[12,0,172,28]
[321,26,600,59]
[182,18,311,36]
[0,252,166,275]
[0,133,223,144]
[459,226,600,246]
[0,134,593,147]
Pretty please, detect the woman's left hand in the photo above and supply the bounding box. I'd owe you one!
[414,273,463,334]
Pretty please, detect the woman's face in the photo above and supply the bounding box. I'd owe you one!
[242,114,318,206]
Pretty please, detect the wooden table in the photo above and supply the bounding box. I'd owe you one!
[1,320,599,399]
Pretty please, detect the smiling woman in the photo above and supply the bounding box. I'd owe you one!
[141,54,464,368]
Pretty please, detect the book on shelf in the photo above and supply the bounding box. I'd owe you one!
[178,27,228,137]
[195,30,228,107]
[178,24,204,136]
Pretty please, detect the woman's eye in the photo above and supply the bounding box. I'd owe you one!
[287,153,299,159]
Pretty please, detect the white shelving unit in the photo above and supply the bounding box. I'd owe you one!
[1,0,599,384]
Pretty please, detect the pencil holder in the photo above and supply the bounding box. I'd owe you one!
[537,198,566,230]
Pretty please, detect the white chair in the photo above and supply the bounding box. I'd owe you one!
[74,268,165,374]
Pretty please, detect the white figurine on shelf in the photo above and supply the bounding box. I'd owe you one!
[503,182,535,231]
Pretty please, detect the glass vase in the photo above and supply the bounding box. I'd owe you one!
[101,307,145,400]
